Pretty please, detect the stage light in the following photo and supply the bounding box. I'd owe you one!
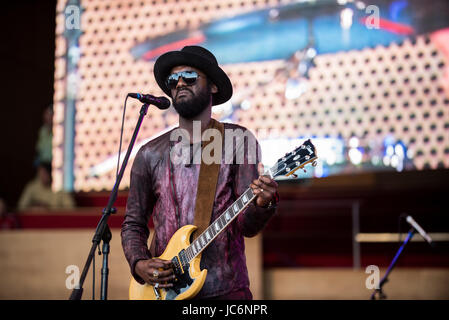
[391,154,399,168]
[285,78,308,100]
[326,151,337,166]
[355,1,367,10]
[340,8,354,30]
[268,9,279,20]
[349,148,363,165]
[240,99,251,110]
[395,143,405,157]
[386,145,394,157]
[371,155,381,166]
[349,136,359,148]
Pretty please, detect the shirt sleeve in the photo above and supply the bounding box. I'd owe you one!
[232,130,277,238]
[121,148,156,284]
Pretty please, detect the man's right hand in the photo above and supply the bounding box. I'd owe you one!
[135,258,176,288]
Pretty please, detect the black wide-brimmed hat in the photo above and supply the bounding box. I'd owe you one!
[153,46,233,106]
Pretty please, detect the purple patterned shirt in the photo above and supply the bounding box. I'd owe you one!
[121,121,276,299]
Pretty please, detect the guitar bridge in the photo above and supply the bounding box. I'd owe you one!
[153,286,161,300]
[170,252,193,296]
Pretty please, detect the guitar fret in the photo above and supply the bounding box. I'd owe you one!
[238,198,244,210]
[209,225,216,237]
[196,240,201,252]
[188,191,255,262]
[219,216,226,229]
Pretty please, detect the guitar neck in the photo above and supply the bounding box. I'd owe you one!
[184,186,258,263]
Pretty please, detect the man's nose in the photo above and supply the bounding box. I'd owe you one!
[176,77,187,88]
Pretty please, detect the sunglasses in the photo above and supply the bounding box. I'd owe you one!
[166,71,201,89]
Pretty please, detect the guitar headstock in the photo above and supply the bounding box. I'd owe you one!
[269,139,318,179]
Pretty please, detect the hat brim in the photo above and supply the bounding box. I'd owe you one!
[154,51,233,106]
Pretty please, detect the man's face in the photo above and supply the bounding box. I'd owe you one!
[169,65,218,119]
[38,166,51,187]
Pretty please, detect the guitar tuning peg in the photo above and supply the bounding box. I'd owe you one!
[291,173,298,179]
[312,161,317,167]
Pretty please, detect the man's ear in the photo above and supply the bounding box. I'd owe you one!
[211,83,218,94]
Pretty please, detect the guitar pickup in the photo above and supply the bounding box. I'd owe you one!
[172,256,184,275]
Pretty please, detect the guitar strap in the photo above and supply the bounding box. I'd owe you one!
[192,118,224,240]
[149,119,224,256]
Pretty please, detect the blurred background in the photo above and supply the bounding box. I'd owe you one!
[0,0,448,299]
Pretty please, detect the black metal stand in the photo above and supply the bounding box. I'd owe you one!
[100,225,111,300]
[370,228,415,300]
[69,103,150,300]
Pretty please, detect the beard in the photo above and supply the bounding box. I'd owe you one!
[172,84,212,119]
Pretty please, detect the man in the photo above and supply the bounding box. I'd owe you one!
[17,161,75,211]
[121,46,278,300]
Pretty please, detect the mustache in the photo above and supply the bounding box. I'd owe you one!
[176,88,193,97]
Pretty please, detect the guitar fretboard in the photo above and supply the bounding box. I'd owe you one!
[184,187,257,262]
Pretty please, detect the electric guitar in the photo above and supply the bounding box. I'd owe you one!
[129,139,318,300]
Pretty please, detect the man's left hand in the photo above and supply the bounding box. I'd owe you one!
[250,162,279,208]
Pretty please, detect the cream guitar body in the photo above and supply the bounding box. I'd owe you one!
[129,225,207,300]
[129,139,318,300]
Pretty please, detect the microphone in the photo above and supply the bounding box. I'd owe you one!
[406,215,433,246]
[128,93,171,110]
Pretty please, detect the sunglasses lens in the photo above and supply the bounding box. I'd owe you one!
[167,71,199,89]
[182,72,198,85]
[167,77,179,89]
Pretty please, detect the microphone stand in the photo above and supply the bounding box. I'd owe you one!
[69,103,150,300]
[370,227,415,300]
